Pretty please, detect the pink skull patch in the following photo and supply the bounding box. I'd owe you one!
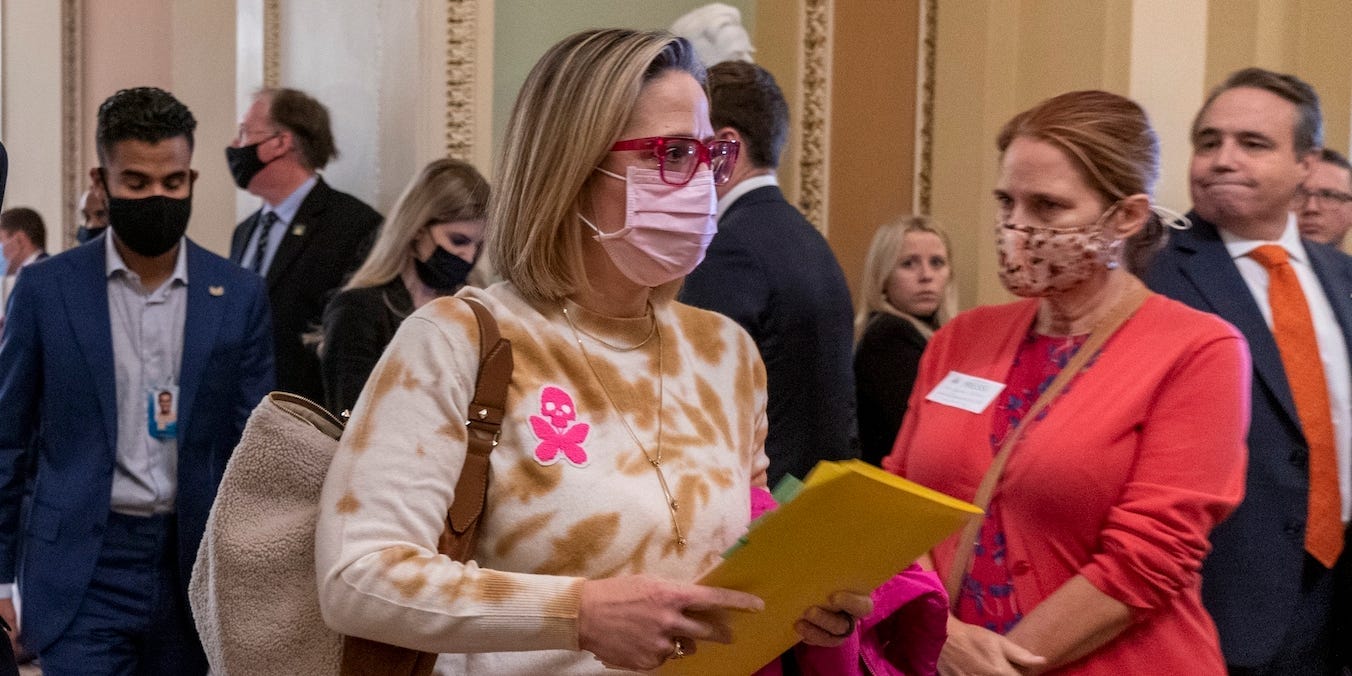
[529,385,590,467]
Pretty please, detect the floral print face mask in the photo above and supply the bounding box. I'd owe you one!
[995,205,1123,297]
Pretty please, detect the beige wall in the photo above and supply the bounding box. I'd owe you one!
[930,0,1352,307]
[273,1,488,223]
[10,1,1352,266]
[828,0,920,302]
[490,0,757,154]
[3,1,236,256]
[753,0,801,204]
[1205,0,1352,155]
[1,1,65,254]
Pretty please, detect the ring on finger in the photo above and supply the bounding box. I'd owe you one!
[668,636,690,660]
[827,611,857,638]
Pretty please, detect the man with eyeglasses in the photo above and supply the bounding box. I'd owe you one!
[1296,148,1352,249]
[680,61,859,487]
[226,88,382,404]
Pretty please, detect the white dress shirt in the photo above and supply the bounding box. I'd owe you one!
[716,173,779,221]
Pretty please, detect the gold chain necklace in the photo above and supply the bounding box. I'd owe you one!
[561,304,686,551]
[561,302,657,352]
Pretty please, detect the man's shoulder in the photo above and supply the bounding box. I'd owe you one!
[306,178,382,224]
[327,282,394,315]
[722,185,801,224]
[23,240,100,279]
[1305,237,1352,269]
[1149,212,1225,267]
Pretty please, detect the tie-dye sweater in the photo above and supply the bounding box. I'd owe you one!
[316,283,769,674]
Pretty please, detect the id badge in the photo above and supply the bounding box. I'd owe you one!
[147,385,180,439]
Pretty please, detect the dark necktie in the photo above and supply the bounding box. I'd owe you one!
[1249,244,1343,568]
[249,211,280,274]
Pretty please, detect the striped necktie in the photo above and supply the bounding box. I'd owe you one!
[249,211,280,274]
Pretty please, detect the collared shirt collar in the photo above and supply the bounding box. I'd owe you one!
[105,231,190,286]
[716,173,778,220]
[263,174,319,225]
[1219,212,1308,265]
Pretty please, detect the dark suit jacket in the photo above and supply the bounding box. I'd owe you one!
[679,185,859,485]
[229,177,381,402]
[1145,214,1352,669]
[854,312,928,466]
[0,236,274,653]
[319,278,412,416]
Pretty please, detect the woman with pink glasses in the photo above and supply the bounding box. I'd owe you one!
[314,29,949,675]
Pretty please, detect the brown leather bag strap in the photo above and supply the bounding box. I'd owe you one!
[447,297,512,540]
[943,278,1151,606]
[341,298,513,676]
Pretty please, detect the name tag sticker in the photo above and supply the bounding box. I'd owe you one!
[925,371,1005,414]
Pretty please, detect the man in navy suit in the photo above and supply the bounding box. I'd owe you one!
[1146,68,1351,675]
[679,61,858,485]
[0,87,275,675]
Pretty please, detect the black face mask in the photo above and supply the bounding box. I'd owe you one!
[413,246,475,292]
[108,194,192,257]
[76,225,108,244]
[225,141,272,190]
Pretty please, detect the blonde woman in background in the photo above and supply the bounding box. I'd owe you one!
[319,158,489,415]
[853,216,954,465]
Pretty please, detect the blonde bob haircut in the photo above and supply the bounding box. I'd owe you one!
[854,215,956,341]
[344,158,489,291]
[487,28,705,303]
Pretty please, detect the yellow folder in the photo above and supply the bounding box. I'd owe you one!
[661,460,980,676]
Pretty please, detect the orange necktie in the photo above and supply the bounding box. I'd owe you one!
[1250,244,1343,568]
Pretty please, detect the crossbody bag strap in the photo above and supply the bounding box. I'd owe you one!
[943,278,1151,606]
[445,297,513,547]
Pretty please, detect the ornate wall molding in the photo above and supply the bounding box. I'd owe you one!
[916,0,936,214]
[263,0,280,87]
[445,0,476,159]
[798,0,831,229]
[61,0,82,248]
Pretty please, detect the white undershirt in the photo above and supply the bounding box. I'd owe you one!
[1221,214,1352,522]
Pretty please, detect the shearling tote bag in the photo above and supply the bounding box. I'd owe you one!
[189,298,511,676]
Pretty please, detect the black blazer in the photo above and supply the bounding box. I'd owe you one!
[854,312,929,466]
[679,185,859,485]
[230,177,382,403]
[319,278,412,416]
[1145,213,1352,669]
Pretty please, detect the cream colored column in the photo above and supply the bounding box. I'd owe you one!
[236,0,266,226]
[172,2,239,256]
[929,0,1019,309]
[1128,0,1208,213]
[1291,0,1352,160]
[1,1,65,253]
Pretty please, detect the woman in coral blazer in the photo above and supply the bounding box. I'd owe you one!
[884,90,1250,675]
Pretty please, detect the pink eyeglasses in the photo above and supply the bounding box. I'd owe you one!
[609,136,740,186]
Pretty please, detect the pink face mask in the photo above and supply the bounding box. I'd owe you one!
[580,166,718,287]
[995,205,1123,297]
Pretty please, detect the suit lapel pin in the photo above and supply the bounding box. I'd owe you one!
[209,285,225,297]
[290,223,306,237]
